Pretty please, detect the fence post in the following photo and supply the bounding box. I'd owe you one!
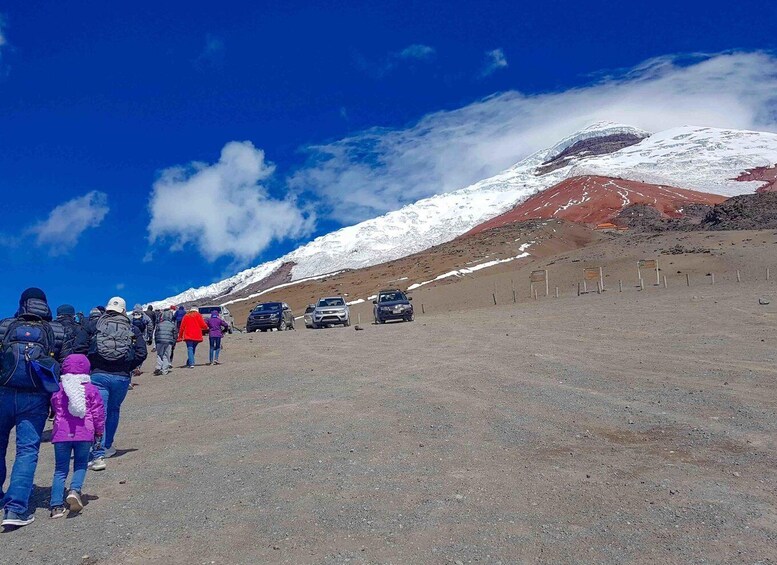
[555,286,559,299]
[421,303,425,314]
[618,280,623,293]
[640,278,645,291]
[663,275,667,289]
[767,267,770,281]
[686,273,690,287]
[492,293,497,305]
[711,273,715,285]
[596,281,601,294]
[736,269,741,283]
[577,282,581,296]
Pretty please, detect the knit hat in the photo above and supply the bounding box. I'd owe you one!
[89,307,102,318]
[106,296,127,313]
[62,353,90,375]
[56,304,76,316]
[19,287,47,305]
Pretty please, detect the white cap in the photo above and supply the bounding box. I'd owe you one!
[106,296,126,313]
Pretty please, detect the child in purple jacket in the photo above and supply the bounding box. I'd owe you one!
[49,354,105,518]
[206,310,230,365]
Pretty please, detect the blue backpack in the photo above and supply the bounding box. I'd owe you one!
[0,317,61,392]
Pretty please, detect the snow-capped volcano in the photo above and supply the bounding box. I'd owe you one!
[151,123,777,307]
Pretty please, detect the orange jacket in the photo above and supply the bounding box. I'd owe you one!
[178,311,208,342]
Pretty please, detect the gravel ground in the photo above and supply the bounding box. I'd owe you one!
[2,282,777,564]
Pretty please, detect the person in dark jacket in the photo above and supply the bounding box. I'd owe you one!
[0,288,63,528]
[174,305,186,332]
[55,304,81,360]
[72,297,146,471]
[153,310,176,375]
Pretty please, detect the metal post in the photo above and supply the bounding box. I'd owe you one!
[545,270,549,297]
[599,266,604,291]
[421,303,425,314]
[686,273,690,287]
[640,278,644,291]
[711,273,715,285]
[618,280,623,293]
[492,293,497,305]
[663,275,667,289]
[583,281,587,293]
[596,281,601,294]
[736,269,741,283]
[555,286,559,299]
[655,262,660,286]
[767,267,771,281]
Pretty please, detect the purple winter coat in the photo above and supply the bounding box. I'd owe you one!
[50,354,105,443]
[206,312,230,338]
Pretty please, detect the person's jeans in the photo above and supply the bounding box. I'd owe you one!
[90,373,130,458]
[50,441,91,508]
[186,340,198,367]
[156,344,172,373]
[0,387,49,517]
[209,337,222,363]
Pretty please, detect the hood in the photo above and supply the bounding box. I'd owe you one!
[133,304,143,314]
[16,287,52,321]
[210,310,220,317]
[62,353,90,375]
[161,310,174,322]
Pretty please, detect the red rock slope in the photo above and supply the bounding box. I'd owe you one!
[733,165,777,192]
[465,176,727,235]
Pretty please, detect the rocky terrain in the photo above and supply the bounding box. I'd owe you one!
[7,273,777,564]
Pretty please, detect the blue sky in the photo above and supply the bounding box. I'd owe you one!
[1,0,776,313]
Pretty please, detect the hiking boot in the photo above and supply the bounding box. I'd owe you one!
[91,457,106,471]
[104,446,117,458]
[2,511,35,527]
[66,490,83,512]
[50,506,67,519]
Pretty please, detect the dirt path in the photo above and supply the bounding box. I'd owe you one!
[4,282,777,564]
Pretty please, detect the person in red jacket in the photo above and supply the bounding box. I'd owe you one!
[177,307,208,368]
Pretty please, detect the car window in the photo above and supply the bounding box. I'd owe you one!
[252,303,282,312]
[318,298,345,307]
[198,307,219,315]
[379,292,405,302]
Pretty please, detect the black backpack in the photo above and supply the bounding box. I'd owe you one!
[0,317,60,392]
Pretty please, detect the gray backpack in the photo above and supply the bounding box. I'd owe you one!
[91,314,134,363]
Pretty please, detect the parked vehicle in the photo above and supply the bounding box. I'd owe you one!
[246,302,294,332]
[373,289,414,324]
[303,304,316,329]
[197,305,235,333]
[312,297,350,328]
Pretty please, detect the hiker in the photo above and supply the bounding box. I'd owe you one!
[174,305,186,332]
[146,305,156,347]
[153,309,176,375]
[0,287,63,528]
[48,354,104,519]
[177,306,208,368]
[73,296,147,471]
[206,309,230,365]
[55,304,81,360]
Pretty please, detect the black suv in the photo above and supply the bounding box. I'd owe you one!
[373,289,414,324]
[246,302,294,332]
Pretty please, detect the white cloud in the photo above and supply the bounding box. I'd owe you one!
[291,51,777,223]
[148,141,313,263]
[398,44,436,61]
[481,48,508,76]
[29,191,109,254]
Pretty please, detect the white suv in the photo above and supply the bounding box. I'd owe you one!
[312,297,350,328]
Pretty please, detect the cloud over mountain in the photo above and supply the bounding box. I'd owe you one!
[292,51,777,223]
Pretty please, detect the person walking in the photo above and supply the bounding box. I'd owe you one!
[153,310,176,375]
[73,297,146,471]
[174,305,186,332]
[55,304,82,360]
[177,306,207,368]
[206,309,230,365]
[48,354,104,518]
[0,287,63,528]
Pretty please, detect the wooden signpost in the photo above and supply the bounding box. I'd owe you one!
[584,267,604,291]
[529,269,549,298]
[638,259,660,286]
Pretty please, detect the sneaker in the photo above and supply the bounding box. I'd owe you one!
[153,369,162,376]
[66,490,83,512]
[2,511,35,527]
[213,360,221,365]
[91,457,106,471]
[104,446,117,458]
[50,506,67,519]
[206,362,212,366]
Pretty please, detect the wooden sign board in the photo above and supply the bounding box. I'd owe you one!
[529,270,547,283]
[638,259,657,269]
[584,268,601,281]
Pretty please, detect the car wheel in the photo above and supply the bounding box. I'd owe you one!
[344,319,351,327]
[405,313,414,322]
[311,322,318,329]
[261,329,268,333]
[279,320,287,331]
